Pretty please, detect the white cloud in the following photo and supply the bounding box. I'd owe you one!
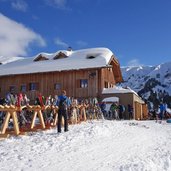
[0,13,46,57]
[45,0,69,10]
[54,38,69,48]
[127,59,142,67]
[11,0,28,12]
[76,40,88,48]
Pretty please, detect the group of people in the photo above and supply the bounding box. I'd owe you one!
[0,90,135,133]
[0,90,104,133]
[100,102,133,120]
[148,102,170,122]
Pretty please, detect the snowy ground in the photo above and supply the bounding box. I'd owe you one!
[1,120,171,171]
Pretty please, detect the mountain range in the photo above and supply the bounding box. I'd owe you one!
[120,62,171,109]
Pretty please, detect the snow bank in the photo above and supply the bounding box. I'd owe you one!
[1,120,171,171]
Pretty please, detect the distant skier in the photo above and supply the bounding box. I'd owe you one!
[158,103,165,123]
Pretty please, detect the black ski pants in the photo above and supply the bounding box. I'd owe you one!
[57,109,68,133]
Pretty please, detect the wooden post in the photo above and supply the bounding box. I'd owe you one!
[31,111,38,129]
[1,112,10,134]
[38,110,45,129]
[30,105,46,130]
[11,111,20,135]
[52,107,58,126]
[0,105,21,137]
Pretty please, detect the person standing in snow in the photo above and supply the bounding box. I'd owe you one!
[159,103,165,122]
[163,102,168,118]
[110,102,119,120]
[100,101,107,118]
[128,104,133,120]
[56,90,71,133]
[119,104,125,120]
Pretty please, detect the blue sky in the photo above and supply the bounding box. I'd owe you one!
[0,0,171,66]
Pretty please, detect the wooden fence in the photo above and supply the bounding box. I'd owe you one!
[0,105,58,138]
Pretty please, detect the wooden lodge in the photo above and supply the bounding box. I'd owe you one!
[102,87,148,120]
[0,48,123,102]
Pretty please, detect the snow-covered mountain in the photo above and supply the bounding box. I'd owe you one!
[120,62,171,108]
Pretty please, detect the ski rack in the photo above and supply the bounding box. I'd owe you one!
[0,104,87,139]
[0,105,26,138]
[0,105,59,139]
[79,105,87,122]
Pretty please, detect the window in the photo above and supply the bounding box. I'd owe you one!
[104,81,109,88]
[9,85,16,93]
[29,83,38,91]
[86,56,96,59]
[21,85,26,92]
[107,68,112,72]
[54,83,61,90]
[80,79,88,88]
[86,53,100,59]
[53,52,68,60]
[33,54,49,62]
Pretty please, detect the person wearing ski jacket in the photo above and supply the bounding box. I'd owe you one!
[56,90,71,133]
[159,103,165,120]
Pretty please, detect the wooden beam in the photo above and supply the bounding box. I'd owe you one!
[1,112,11,134]
[11,111,20,135]
[31,111,38,129]
[37,110,45,129]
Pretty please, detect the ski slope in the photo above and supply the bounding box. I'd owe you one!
[0,120,171,171]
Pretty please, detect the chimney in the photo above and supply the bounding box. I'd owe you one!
[67,46,72,51]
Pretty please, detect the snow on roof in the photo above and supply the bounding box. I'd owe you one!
[102,86,139,96]
[0,47,114,76]
[0,56,24,64]
[102,97,119,102]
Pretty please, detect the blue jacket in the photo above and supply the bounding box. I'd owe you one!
[159,104,164,112]
[56,95,71,107]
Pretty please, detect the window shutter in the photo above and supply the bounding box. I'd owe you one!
[77,79,80,88]
[36,82,39,90]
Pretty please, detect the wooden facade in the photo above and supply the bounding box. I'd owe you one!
[0,56,122,103]
[101,92,147,120]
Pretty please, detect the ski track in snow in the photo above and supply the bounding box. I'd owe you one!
[0,120,171,171]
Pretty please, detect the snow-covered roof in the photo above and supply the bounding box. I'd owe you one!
[102,86,139,96]
[0,47,115,76]
[102,97,119,102]
[0,56,24,64]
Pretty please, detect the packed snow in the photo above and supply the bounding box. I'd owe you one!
[1,120,171,171]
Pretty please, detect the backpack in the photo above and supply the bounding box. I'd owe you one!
[59,98,67,110]
[120,105,125,112]
[122,105,125,112]
[0,98,6,105]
